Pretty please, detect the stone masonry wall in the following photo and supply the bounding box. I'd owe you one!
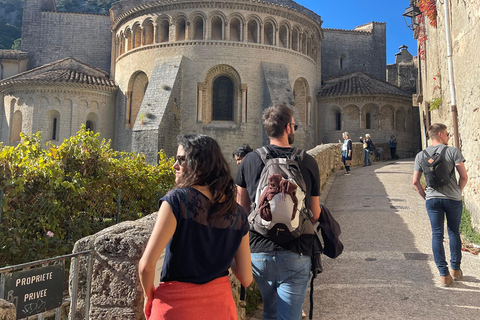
[321,22,386,81]
[417,1,480,230]
[22,0,111,72]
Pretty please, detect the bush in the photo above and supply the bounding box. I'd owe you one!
[0,128,175,267]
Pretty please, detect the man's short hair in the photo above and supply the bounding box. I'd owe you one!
[262,104,293,138]
[233,144,253,158]
[428,123,447,141]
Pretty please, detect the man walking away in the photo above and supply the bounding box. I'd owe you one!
[413,123,468,287]
[236,104,321,320]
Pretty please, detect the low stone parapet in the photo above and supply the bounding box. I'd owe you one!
[0,299,15,320]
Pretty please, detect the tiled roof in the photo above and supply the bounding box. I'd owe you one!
[0,50,28,60]
[318,72,411,98]
[6,69,116,87]
[0,57,116,89]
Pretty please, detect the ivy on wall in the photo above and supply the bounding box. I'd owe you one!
[418,0,438,28]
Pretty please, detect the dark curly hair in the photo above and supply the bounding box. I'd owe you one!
[175,134,237,217]
[232,144,253,159]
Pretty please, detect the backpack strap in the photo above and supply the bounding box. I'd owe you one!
[254,146,270,165]
[255,146,304,163]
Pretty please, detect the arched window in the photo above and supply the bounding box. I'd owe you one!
[126,29,133,51]
[158,19,170,42]
[86,120,94,131]
[292,28,299,51]
[176,17,186,41]
[340,54,345,70]
[264,21,275,46]
[366,112,371,129]
[229,17,241,41]
[127,72,149,128]
[144,21,154,45]
[335,112,341,131]
[192,16,204,40]
[247,20,258,43]
[211,16,223,40]
[279,25,288,48]
[293,78,310,127]
[133,24,142,48]
[212,76,234,121]
[52,118,58,140]
[12,110,22,143]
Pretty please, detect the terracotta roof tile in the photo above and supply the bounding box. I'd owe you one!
[318,72,411,98]
[0,50,28,60]
[0,57,116,89]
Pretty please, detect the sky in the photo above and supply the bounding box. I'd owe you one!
[294,0,418,65]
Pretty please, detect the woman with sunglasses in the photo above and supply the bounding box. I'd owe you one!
[139,134,252,320]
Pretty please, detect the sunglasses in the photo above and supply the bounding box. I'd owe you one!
[175,155,186,165]
[288,123,298,131]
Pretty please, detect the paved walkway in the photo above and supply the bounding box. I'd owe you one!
[249,159,480,319]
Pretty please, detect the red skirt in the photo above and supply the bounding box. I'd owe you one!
[149,276,238,320]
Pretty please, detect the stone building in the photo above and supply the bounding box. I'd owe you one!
[1,0,419,167]
[410,0,480,229]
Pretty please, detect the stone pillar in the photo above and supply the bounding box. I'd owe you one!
[241,84,247,122]
[197,83,204,122]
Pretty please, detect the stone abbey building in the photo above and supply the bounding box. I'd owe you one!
[0,0,419,165]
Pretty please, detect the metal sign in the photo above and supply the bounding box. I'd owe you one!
[3,264,64,319]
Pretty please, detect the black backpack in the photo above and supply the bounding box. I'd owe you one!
[421,147,454,189]
[248,146,314,244]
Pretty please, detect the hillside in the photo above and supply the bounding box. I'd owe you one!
[0,0,115,50]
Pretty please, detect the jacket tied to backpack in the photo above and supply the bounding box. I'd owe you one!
[249,146,314,244]
[258,173,299,221]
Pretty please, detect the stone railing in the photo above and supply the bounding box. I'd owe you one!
[308,142,365,187]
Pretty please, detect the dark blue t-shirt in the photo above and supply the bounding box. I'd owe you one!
[160,187,249,284]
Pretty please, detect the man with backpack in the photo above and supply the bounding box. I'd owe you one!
[413,123,468,287]
[236,104,321,320]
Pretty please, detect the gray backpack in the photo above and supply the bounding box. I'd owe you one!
[248,146,314,244]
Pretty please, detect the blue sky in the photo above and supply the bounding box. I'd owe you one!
[294,0,418,65]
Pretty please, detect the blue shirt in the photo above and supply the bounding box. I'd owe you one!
[160,187,249,284]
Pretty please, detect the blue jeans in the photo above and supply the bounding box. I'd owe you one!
[251,251,311,320]
[363,149,371,165]
[425,198,463,276]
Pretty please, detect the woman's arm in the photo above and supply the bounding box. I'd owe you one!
[231,233,253,287]
[138,201,177,316]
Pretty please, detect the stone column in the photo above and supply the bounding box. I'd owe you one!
[197,83,204,122]
[241,84,247,122]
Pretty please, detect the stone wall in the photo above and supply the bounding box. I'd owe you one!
[416,1,480,230]
[0,299,15,320]
[22,0,111,72]
[1,87,116,146]
[321,22,386,81]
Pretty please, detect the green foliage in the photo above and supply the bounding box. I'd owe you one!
[11,37,20,49]
[0,22,21,49]
[460,204,480,245]
[245,282,262,316]
[428,97,442,111]
[0,127,175,267]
